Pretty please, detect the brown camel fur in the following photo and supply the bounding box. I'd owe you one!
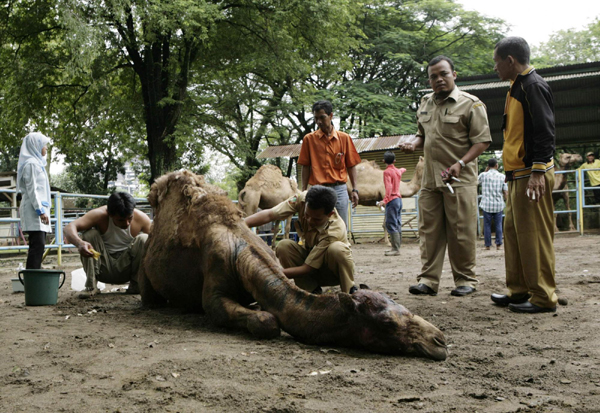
[238,165,299,243]
[138,170,448,360]
[553,153,582,232]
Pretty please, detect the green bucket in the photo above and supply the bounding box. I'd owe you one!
[18,269,66,306]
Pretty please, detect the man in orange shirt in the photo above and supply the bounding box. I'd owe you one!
[298,100,362,229]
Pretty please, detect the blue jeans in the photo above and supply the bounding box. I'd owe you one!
[385,198,403,233]
[334,184,350,231]
[483,210,503,247]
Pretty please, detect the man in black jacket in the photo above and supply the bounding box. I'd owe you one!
[490,37,558,313]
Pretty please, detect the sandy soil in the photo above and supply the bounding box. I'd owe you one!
[1,234,599,413]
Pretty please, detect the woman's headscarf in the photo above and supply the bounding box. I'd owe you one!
[16,132,50,193]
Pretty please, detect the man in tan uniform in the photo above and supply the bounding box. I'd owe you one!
[400,55,491,297]
[245,185,357,294]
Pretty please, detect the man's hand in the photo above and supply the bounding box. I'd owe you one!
[40,213,49,225]
[351,191,359,208]
[399,142,415,153]
[77,241,95,258]
[447,162,463,180]
[526,172,545,202]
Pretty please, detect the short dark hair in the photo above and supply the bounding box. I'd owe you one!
[312,100,333,115]
[488,158,498,168]
[383,151,396,165]
[107,192,136,217]
[427,55,454,72]
[495,37,530,65]
[305,185,337,215]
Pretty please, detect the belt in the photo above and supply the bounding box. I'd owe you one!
[320,182,346,187]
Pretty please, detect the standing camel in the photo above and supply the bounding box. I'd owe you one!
[347,156,424,242]
[553,152,582,232]
[238,165,299,244]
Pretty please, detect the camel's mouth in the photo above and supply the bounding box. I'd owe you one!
[414,337,448,361]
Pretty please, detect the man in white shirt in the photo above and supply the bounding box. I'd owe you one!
[478,158,508,250]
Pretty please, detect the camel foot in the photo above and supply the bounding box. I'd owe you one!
[126,281,140,294]
[246,311,280,339]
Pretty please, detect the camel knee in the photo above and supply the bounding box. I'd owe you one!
[246,311,280,339]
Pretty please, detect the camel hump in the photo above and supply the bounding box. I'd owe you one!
[247,164,287,190]
[360,159,382,170]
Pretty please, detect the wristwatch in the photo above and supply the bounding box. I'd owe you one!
[352,189,359,194]
[458,159,466,168]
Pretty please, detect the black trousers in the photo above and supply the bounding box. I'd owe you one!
[25,231,46,269]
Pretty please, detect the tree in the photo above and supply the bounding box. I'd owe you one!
[332,0,507,138]
[186,0,361,188]
[533,19,600,66]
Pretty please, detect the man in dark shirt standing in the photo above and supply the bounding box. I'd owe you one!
[491,37,558,313]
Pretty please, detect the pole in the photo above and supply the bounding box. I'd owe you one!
[577,169,584,235]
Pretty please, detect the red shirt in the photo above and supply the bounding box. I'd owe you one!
[298,129,362,186]
[383,164,406,205]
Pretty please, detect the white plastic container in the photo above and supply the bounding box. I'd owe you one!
[71,268,105,291]
[11,278,24,293]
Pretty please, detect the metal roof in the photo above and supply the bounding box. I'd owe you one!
[257,134,417,159]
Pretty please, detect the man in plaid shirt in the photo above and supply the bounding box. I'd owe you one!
[478,158,508,250]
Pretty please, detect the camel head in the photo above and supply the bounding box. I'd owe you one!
[414,156,425,181]
[338,289,447,361]
[557,153,583,168]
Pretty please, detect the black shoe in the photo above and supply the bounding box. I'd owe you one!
[311,286,323,295]
[508,301,556,313]
[450,286,476,296]
[349,286,358,294]
[409,283,437,296]
[490,293,530,307]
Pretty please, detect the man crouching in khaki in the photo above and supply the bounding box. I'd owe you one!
[64,192,151,295]
[245,185,357,295]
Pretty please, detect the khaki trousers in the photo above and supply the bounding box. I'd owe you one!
[81,229,148,287]
[504,170,557,308]
[276,239,355,293]
[417,186,478,291]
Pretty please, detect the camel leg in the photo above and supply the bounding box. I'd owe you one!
[138,261,167,308]
[271,220,282,250]
[563,191,575,231]
[203,295,280,339]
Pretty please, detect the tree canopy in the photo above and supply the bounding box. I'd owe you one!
[1,0,509,192]
[533,19,600,67]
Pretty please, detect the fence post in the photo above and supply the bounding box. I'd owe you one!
[578,169,584,235]
[56,192,63,265]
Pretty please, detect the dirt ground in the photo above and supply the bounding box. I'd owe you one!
[1,234,599,413]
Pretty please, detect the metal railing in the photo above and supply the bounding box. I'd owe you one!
[0,190,148,264]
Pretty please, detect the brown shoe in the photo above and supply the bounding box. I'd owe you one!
[484,246,490,250]
[496,245,503,250]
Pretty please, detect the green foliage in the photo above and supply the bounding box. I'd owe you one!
[533,19,600,66]
[334,0,507,138]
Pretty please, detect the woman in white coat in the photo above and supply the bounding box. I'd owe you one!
[17,132,52,269]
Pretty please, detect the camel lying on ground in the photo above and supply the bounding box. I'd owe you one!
[138,170,448,360]
[553,152,582,232]
[238,165,299,244]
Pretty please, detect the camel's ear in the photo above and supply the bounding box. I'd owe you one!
[338,292,356,313]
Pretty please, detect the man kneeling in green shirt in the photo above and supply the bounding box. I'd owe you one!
[245,185,357,294]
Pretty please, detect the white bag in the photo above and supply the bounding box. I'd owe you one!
[71,268,105,291]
